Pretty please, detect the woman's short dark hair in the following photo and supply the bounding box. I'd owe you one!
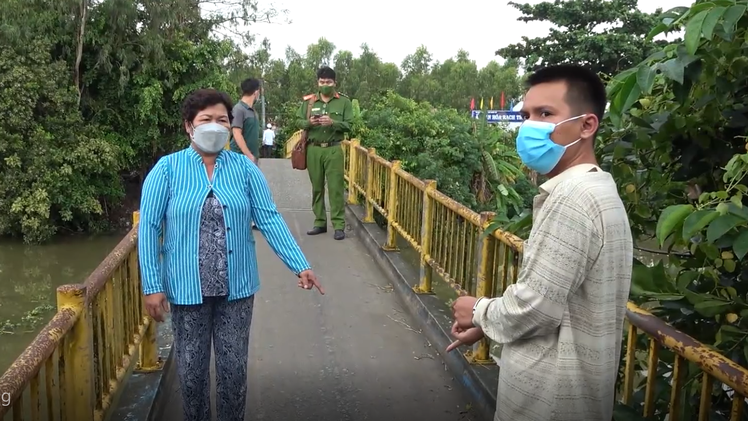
[181,89,234,123]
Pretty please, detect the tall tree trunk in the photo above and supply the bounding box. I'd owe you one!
[73,0,88,106]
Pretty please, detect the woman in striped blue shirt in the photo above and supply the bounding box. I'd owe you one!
[138,88,323,421]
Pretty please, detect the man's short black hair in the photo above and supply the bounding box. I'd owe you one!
[240,78,261,96]
[526,64,607,123]
[181,88,234,123]
[317,66,336,81]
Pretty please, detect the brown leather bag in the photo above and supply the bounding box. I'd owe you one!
[291,97,315,170]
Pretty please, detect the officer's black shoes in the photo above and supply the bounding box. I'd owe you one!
[306,226,343,239]
[307,227,327,235]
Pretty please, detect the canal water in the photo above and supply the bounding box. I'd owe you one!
[0,234,123,374]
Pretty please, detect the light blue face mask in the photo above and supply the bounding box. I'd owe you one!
[515,115,586,175]
[191,122,229,154]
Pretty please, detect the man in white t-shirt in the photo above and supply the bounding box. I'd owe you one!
[261,123,275,158]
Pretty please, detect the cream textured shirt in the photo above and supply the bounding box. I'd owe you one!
[472,164,633,421]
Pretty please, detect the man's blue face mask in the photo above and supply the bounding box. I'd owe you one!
[515,114,586,175]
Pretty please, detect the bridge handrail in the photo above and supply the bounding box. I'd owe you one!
[0,216,158,421]
[342,139,748,420]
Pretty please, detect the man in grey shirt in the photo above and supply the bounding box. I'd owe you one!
[230,79,260,230]
[230,78,260,166]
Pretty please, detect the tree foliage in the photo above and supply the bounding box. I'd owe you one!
[231,39,530,217]
[0,0,274,242]
[496,0,670,75]
[229,38,524,119]
[1,0,526,245]
[353,92,526,215]
[600,1,748,418]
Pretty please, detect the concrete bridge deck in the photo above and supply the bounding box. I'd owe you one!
[149,159,478,421]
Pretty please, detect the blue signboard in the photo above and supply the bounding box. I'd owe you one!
[471,110,523,123]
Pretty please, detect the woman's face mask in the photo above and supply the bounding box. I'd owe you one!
[191,122,229,154]
[515,115,585,175]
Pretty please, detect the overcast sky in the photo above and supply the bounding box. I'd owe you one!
[240,0,689,68]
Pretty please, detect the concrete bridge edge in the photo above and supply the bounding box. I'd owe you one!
[109,318,175,421]
[344,204,499,421]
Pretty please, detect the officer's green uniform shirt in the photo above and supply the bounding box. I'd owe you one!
[230,101,260,157]
[296,91,353,231]
[296,92,353,144]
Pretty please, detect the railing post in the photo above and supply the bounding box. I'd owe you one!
[467,211,497,364]
[414,180,437,294]
[132,211,160,372]
[57,284,95,421]
[347,139,360,205]
[622,324,638,405]
[383,161,401,251]
[363,148,376,223]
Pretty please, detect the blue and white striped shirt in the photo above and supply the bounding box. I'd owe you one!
[138,147,312,305]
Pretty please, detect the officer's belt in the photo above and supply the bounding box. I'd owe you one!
[308,141,341,148]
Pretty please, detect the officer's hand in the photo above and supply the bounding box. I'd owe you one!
[309,117,320,126]
[318,115,333,126]
[144,293,169,322]
[298,270,324,295]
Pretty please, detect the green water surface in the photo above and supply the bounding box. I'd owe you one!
[0,234,123,374]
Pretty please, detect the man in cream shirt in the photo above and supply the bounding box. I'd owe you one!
[448,64,633,421]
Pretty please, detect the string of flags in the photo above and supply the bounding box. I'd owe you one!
[469,91,522,124]
[469,92,514,111]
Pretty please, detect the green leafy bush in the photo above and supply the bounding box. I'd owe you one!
[0,35,123,242]
[602,1,748,418]
[354,91,526,214]
[1,0,258,242]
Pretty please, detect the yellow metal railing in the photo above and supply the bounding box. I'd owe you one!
[342,139,748,420]
[0,213,159,421]
[343,139,523,363]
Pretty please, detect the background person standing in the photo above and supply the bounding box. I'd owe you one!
[261,123,275,158]
[296,66,353,241]
[230,78,260,165]
[231,78,261,230]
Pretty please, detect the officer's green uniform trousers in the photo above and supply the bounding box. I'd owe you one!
[307,143,345,230]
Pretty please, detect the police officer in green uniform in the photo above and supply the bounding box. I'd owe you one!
[297,66,353,240]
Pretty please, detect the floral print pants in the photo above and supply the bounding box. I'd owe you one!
[171,295,255,421]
